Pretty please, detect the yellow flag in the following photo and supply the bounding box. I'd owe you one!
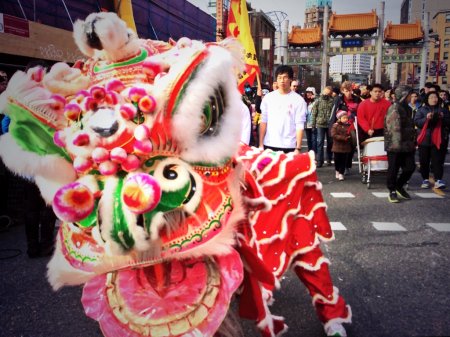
[227,0,260,93]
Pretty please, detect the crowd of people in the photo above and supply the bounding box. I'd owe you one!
[243,65,450,203]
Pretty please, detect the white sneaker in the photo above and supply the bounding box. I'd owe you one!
[336,171,340,179]
[324,322,347,336]
[434,180,446,189]
[338,174,344,181]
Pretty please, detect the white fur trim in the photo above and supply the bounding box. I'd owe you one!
[312,286,340,306]
[323,305,352,329]
[172,44,243,163]
[291,256,330,271]
[47,234,95,290]
[0,134,77,204]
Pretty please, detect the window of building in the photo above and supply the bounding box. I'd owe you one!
[443,77,447,84]
[446,13,450,23]
[445,39,450,48]
[444,52,449,60]
[446,27,450,35]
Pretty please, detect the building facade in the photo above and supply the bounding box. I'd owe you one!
[304,0,332,28]
[400,0,449,24]
[249,9,276,84]
[0,0,216,75]
[427,10,450,88]
[330,54,372,76]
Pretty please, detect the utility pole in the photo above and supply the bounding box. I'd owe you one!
[420,12,429,89]
[375,1,384,83]
[216,0,224,41]
[320,5,329,90]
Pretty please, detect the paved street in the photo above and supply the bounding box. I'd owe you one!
[1,154,449,337]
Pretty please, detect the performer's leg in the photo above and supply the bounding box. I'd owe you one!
[292,247,351,326]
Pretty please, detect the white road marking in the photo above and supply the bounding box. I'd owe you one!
[372,192,389,198]
[426,223,450,232]
[330,222,347,231]
[330,192,355,198]
[414,193,444,199]
[372,222,407,231]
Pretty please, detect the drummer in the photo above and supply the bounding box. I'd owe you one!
[356,83,391,143]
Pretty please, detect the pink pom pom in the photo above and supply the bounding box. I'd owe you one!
[142,60,162,79]
[133,124,149,141]
[84,97,98,111]
[138,95,156,114]
[73,156,94,173]
[119,103,137,120]
[75,90,90,104]
[64,103,82,121]
[92,147,110,164]
[133,139,153,155]
[122,173,161,214]
[122,154,141,172]
[105,91,120,106]
[129,87,147,103]
[90,86,106,101]
[72,133,90,146]
[50,94,66,112]
[30,66,45,82]
[53,182,95,222]
[110,147,127,163]
[105,79,125,93]
[98,161,118,176]
[53,131,66,148]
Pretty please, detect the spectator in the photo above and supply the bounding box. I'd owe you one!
[259,65,307,153]
[291,80,300,94]
[356,83,391,143]
[439,90,450,110]
[331,110,352,181]
[408,91,420,120]
[359,84,371,100]
[329,81,362,174]
[414,91,450,190]
[304,87,317,153]
[312,86,335,167]
[384,85,416,203]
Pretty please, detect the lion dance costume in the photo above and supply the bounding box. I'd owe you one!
[0,12,350,337]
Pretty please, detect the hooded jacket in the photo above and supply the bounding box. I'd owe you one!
[311,94,334,128]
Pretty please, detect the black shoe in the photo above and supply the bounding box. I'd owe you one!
[316,163,323,168]
[396,187,411,200]
[388,191,400,203]
[326,161,332,166]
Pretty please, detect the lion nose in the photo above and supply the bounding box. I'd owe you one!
[92,121,119,137]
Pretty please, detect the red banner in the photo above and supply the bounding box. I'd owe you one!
[0,13,30,38]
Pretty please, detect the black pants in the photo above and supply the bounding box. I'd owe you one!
[418,144,447,181]
[23,181,56,255]
[386,151,416,192]
[334,152,348,174]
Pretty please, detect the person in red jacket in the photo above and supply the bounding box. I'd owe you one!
[357,83,391,143]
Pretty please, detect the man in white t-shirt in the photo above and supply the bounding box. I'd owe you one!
[259,65,307,153]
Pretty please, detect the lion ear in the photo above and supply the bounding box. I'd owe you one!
[170,44,243,164]
[73,19,95,58]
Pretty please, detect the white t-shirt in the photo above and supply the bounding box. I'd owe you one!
[239,101,251,145]
[260,90,307,148]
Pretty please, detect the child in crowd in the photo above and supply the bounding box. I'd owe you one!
[331,110,353,181]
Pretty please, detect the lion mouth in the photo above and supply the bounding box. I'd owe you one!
[82,250,243,336]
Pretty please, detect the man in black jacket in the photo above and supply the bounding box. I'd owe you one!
[384,85,416,203]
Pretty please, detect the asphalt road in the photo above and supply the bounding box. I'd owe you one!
[0,155,449,337]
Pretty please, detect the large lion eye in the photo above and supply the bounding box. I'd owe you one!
[200,85,226,137]
[154,160,190,192]
[152,158,202,212]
